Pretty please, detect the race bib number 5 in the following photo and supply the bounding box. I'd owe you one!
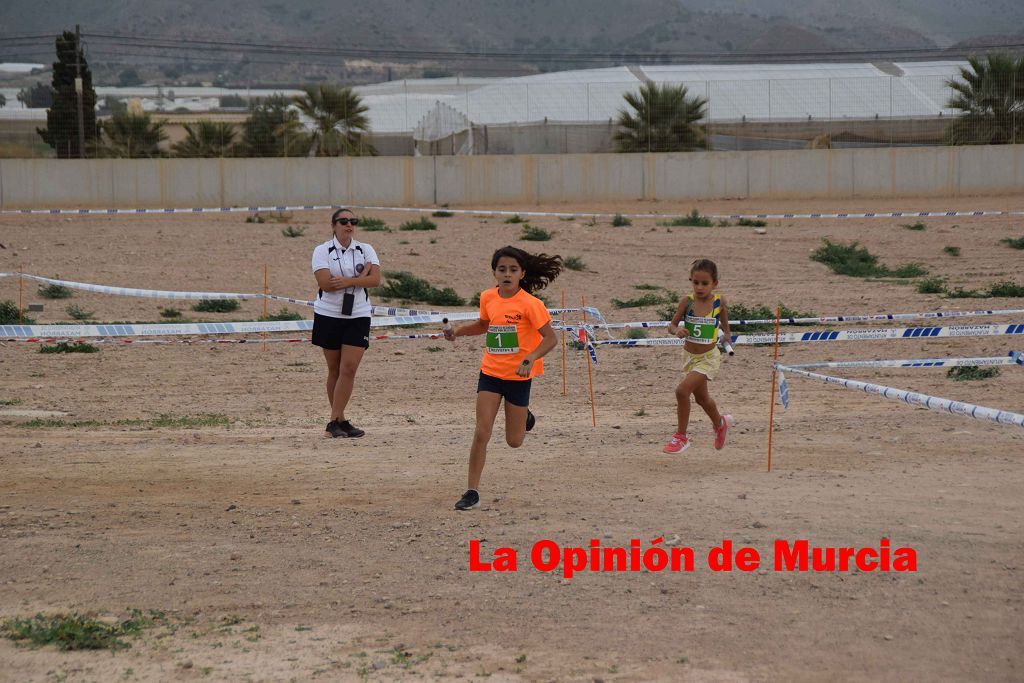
[684,315,718,341]
[486,324,519,354]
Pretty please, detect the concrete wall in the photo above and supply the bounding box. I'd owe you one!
[1,145,1022,209]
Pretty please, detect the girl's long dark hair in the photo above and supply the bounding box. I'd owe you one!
[491,246,562,294]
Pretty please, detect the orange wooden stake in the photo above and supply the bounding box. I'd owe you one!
[767,304,782,472]
[561,288,567,397]
[582,295,597,427]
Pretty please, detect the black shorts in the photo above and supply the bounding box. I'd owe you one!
[477,372,532,407]
[311,314,371,350]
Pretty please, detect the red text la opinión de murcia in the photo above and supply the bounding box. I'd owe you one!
[469,538,917,578]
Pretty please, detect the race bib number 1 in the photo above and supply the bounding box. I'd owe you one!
[486,324,519,354]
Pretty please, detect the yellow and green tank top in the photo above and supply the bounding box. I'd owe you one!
[684,293,721,346]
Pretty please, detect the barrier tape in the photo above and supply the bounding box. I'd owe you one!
[3,203,1022,220]
[785,352,1024,370]
[571,308,1024,330]
[773,363,1024,428]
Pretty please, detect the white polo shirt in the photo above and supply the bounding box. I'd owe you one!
[311,236,380,319]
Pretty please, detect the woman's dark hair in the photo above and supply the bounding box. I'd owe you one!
[690,258,719,281]
[491,246,562,293]
[331,207,354,224]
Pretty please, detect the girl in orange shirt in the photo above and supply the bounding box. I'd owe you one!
[444,246,562,511]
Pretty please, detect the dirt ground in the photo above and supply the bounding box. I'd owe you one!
[1,197,1023,682]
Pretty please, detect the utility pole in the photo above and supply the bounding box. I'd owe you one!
[74,24,86,158]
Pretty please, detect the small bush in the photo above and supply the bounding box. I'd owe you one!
[611,213,631,227]
[359,216,390,232]
[520,225,553,241]
[943,246,961,257]
[399,217,437,231]
[661,209,712,227]
[259,308,304,321]
[0,612,149,651]
[901,222,926,231]
[916,277,946,294]
[1000,236,1024,249]
[159,307,182,319]
[947,366,1000,381]
[945,287,986,299]
[988,281,1024,297]
[626,328,648,339]
[39,341,99,354]
[65,304,94,320]
[634,283,661,290]
[811,239,927,279]
[470,292,481,306]
[425,346,445,352]
[0,300,34,325]
[612,293,671,309]
[245,214,265,224]
[558,216,575,222]
[38,284,73,299]
[432,210,454,217]
[376,271,465,306]
[281,225,306,238]
[737,218,767,227]
[504,214,526,224]
[191,299,240,313]
[564,256,586,271]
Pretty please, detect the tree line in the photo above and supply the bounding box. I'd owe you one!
[29,30,1024,158]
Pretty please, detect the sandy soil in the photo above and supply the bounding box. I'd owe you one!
[1,197,1023,682]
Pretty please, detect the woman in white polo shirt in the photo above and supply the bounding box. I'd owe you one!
[311,208,382,438]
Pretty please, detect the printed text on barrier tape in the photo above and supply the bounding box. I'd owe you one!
[773,363,1024,428]
[785,354,1024,370]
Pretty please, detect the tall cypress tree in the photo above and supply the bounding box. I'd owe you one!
[37,30,98,158]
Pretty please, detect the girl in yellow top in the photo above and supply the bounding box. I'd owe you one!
[443,246,562,511]
[664,258,735,454]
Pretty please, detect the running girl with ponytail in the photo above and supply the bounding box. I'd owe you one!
[443,246,562,511]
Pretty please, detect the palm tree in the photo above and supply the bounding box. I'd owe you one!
[292,85,375,156]
[172,120,238,157]
[945,53,1024,145]
[614,81,708,153]
[93,111,167,158]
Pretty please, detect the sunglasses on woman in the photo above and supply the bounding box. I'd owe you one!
[333,217,358,226]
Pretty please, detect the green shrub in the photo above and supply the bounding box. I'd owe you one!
[564,256,586,271]
[65,304,94,320]
[634,283,661,290]
[0,300,34,325]
[611,213,631,227]
[38,284,72,299]
[737,218,767,227]
[901,222,926,231]
[159,307,182,319]
[988,281,1024,297]
[399,217,437,231]
[281,225,306,238]
[39,341,99,354]
[504,214,526,223]
[612,293,672,309]
[725,303,817,333]
[432,210,454,217]
[245,214,265,224]
[943,246,960,257]
[660,209,712,227]
[376,271,465,306]
[811,239,927,279]
[259,308,304,321]
[359,216,390,232]
[520,225,553,241]
[191,299,240,313]
[947,366,999,381]
[626,328,648,339]
[945,287,986,299]
[0,612,149,651]
[916,277,946,294]
[1000,236,1024,249]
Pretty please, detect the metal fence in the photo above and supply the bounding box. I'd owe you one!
[1,71,1021,157]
